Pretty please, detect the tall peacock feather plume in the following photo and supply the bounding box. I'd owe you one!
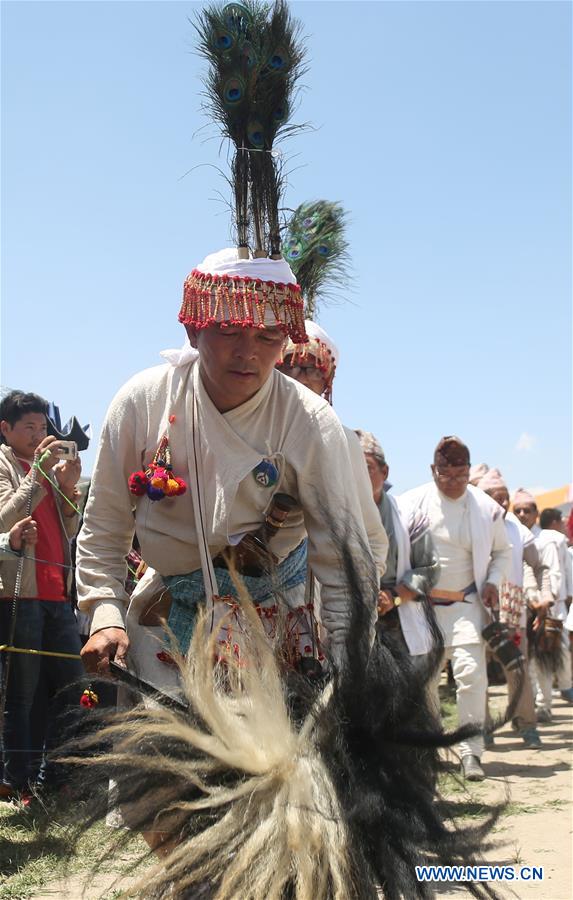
[195,1,307,257]
[283,200,350,318]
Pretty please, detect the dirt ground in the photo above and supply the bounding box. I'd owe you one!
[433,686,572,900]
[30,687,573,900]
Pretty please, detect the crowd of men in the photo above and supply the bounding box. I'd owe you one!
[0,375,571,802]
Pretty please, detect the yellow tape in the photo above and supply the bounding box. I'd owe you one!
[0,644,81,660]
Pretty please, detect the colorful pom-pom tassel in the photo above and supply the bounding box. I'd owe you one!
[127,432,187,502]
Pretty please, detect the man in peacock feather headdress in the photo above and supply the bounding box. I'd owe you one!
[66,5,509,897]
[77,0,383,685]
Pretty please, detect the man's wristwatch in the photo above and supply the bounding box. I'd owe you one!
[390,588,402,607]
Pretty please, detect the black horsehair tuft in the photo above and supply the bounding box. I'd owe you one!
[53,524,517,899]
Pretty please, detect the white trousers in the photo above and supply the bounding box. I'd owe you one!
[429,642,487,760]
[530,630,572,712]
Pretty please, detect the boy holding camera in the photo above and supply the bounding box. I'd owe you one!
[0,390,83,799]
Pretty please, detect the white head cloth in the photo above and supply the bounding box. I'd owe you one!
[160,336,199,368]
[196,248,297,285]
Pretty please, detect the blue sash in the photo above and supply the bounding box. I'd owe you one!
[163,539,308,653]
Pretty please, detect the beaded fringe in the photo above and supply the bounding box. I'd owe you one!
[283,336,337,402]
[179,270,308,345]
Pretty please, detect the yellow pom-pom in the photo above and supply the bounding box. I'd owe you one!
[150,476,165,489]
[164,478,180,496]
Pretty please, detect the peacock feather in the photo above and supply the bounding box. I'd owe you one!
[195,1,307,257]
[283,200,350,318]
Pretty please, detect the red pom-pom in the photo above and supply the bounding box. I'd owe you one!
[128,471,148,496]
[173,477,187,496]
[80,689,99,708]
[156,651,177,667]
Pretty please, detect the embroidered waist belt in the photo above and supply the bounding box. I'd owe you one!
[162,539,308,653]
[430,582,477,606]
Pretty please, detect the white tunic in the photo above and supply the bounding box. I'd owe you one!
[505,511,535,589]
[535,529,569,619]
[428,491,482,646]
[502,514,533,628]
[399,482,511,648]
[76,360,383,656]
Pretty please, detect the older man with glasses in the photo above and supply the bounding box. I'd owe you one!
[400,437,511,781]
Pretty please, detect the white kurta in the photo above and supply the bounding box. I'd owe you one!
[535,529,568,620]
[504,512,534,589]
[76,360,382,657]
[399,483,511,648]
[500,514,533,629]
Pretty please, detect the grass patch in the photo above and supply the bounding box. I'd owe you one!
[438,682,457,730]
[502,801,541,817]
[0,801,148,899]
[436,772,543,826]
[436,799,490,819]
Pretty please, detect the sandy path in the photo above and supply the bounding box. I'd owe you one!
[33,689,572,900]
[434,687,572,900]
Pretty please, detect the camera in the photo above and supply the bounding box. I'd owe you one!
[53,440,78,461]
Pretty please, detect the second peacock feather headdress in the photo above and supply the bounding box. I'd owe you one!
[280,200,350,402]
[178,1,309,344]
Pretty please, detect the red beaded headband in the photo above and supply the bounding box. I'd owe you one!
[179,270,308,345]
[282,337,337,403]
[285,337,336,380]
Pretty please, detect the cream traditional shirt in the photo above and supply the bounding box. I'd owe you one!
[535,529,568,619]
[76,361,381,655]
[399,482,511,647]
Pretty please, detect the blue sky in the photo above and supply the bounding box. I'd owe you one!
[1,0,571,495]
